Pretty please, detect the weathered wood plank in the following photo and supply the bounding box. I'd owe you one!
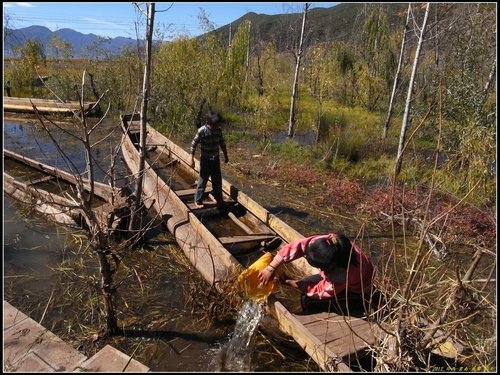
[218,234,277,245]
[295,313,377,355]
[176,188,207,197]
[267,296,353,372]
[28,175,55,185]
[3,96,96,114]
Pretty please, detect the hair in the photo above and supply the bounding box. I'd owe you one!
[305,234,358,269]
[206,111,222,125]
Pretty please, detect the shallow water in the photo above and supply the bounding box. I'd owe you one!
[4,116,129,184]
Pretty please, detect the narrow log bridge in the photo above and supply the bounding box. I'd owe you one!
[3,96,97,114]
[120,114,381,371]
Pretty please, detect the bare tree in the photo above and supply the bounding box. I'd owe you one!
[130,2,155,233]
[244,20,251,84]
[475,58,496,117]
[382,3,411,139]
[30,71,132,335]
[287,2,309,138]
[394,3,430,175]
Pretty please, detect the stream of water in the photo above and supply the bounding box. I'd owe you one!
[218,299,265,371]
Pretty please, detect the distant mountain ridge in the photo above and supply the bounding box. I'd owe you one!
[3,25,138,58]
[4,3,408,58]
[210,3,408,51]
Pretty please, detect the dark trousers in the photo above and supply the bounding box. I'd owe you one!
[194,157,223,203]
[301,290,383,317]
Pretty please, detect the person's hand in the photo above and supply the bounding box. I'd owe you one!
[224,155,229,164]
[258,265,275,286]
[282,279,299,289]
[190,155,195,168]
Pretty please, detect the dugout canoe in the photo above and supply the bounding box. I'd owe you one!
[3,96,97,115]
[120,113,379,371]
[4,148,124,230]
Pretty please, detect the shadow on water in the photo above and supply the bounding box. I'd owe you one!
[266,205,310,219]
[117,328,226,343]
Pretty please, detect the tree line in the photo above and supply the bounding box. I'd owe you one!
[5,3,495,203]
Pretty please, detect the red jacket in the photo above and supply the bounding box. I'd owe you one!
[272,233,374,300]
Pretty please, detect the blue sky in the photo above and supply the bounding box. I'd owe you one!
[3,2,339,39]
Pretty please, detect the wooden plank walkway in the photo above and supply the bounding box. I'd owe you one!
[3,301,150,372]
[268,296,379,372]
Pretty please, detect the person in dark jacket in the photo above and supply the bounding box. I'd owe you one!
[189,111,229,208]
[5,80,12,97]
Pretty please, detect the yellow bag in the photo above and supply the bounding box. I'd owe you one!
[238,252,278,302]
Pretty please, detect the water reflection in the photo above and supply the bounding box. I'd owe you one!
[4,117,128,184]
[3,195,70,297]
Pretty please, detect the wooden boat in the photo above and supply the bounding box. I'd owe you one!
[3,96,97,114]
[120,113,379,371]
[4,148,124,230]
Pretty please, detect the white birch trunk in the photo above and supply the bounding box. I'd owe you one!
[382,3,411,139]
[287,3,309,138]
[394,3,430,175]
[133,2,154,222]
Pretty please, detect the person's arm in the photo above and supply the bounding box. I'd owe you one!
[190,129,201,167]
[220,132,228,163]
[257,235,321,285]
[304,278,341,299]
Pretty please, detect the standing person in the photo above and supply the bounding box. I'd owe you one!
[258,233,375,314]
[5,80,12,97]
[189,111,229,208]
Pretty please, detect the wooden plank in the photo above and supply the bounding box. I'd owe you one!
[3,97,96,114]
[303,319,374,346]
[28,175,55,185]
[296,312,369,326]
[186,204,221,217]
[293,312,378,362]
[218,234,277,245]
[267,296,353,372]
[176,188,207,197]
[227,211,253,234]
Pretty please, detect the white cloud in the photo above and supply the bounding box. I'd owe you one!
[82,16,117,27]
[15,2,35,7]
[3,2,35,8]
[81,16,127,32]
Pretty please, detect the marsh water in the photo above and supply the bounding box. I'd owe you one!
[3,115,318,372]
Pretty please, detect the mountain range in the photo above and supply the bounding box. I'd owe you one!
[4,3,407,59]
[3,25,137,58]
